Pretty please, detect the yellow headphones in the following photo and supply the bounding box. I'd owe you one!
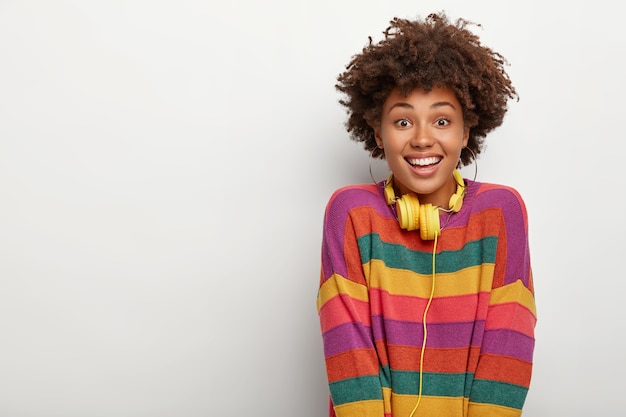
[384,170,466,240]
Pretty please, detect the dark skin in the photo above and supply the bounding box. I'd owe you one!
[336,12,518,166]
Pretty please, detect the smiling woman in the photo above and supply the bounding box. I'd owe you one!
[317,12,536,417]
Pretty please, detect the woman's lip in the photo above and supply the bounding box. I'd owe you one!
[407,159,440,177]
[405,155,442,166]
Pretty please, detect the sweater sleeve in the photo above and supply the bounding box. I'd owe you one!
[468,187,537,417]
[317,188,385,417]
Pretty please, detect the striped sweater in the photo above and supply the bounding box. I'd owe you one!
[317,178,536,417]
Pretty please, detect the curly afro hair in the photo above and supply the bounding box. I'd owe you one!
[336,12,518,166]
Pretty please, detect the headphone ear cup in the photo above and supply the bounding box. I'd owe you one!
[396,194,420,231]
[384,174,396,205]
[419,204,441,241]
[449,170,465,212]
[449,193,462,213]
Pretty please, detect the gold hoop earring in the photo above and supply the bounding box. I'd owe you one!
[368,146,387,185]
[463,147,478,182]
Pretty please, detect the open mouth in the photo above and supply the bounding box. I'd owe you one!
[406,156,441,168]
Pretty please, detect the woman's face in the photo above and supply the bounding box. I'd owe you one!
[374,86,469,209]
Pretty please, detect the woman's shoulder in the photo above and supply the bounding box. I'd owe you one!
[473,180,525,201]
[329,182,380,198]
[467,180,528,215]
[325,182,388,215]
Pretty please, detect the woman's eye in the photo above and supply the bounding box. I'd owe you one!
[435,118,450,127]
[395,119,411,128]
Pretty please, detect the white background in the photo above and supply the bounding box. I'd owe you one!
[0,1,624,416]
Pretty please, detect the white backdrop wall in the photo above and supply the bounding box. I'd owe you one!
[0,1,623,416]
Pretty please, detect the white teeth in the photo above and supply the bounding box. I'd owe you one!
[408,157,440,166]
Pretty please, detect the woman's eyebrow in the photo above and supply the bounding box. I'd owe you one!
[387,101,457,113]
[387,102,413,113]
[431,101,457,109]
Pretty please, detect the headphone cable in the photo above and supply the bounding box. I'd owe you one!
[408,234,438,417]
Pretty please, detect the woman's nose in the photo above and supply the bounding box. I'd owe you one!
[410,127,434,148]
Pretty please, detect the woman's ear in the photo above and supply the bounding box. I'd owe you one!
[366,116,383,147]
[373,127,383,149]
[462,126,470,147]
[375,134,383,149]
